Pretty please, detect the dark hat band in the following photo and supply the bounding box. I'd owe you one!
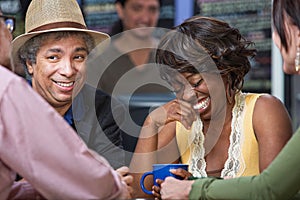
[29,22,87,33]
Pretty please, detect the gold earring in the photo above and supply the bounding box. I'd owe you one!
[295,47,300,72]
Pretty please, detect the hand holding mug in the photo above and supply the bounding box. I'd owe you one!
[116,166,133,198]
[158,177,195,200]
[152,166,192,198]
[140,164,189,195]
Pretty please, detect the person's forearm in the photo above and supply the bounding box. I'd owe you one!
[0,76,126,199]
[190,128,300,200]
[129,116,159,199]
[130,116,159,171]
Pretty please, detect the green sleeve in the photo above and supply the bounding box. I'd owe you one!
[189,128,300,200]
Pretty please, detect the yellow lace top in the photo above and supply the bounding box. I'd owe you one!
[176,92,262,178]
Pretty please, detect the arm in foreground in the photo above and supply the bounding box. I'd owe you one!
[0,72,129,199]
[161,128,300,200]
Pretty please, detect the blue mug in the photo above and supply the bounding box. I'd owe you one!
[140,164,189,195]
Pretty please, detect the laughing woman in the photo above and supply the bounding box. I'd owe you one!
[157,0,300,199]
[129,16,293,198]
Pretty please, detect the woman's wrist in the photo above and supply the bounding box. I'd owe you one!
[185,180,195,198]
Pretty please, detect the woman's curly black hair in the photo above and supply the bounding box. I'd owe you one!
[156,16,257,91]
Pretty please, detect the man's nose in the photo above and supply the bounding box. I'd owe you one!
[139,9,153,23]
[60,60,77,77]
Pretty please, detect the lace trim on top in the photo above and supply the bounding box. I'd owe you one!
[188,116,206,177]
[188,92,246,178]
[221,92,246,178]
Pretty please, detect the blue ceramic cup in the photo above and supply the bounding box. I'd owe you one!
[140,163,189,195]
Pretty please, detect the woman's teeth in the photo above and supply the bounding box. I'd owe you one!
[193,97,210,110]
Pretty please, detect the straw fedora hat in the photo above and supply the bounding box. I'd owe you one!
[11,0,110,75]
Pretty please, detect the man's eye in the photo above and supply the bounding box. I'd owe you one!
[47,56,58,60]
[131,5,142,12]
[74,55,85,60]
[149,7,159,14]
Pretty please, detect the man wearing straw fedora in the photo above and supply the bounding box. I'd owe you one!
[11,0,127,170]
[0,7,132,200]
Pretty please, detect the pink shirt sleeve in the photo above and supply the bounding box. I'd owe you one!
[0,68,127,199]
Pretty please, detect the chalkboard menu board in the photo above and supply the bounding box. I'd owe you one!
[81,0,175,34]
[0,0,21,14]
[1,0,27,37]
[81,0,118,33]
[195,0,272,93]
[157,0,175,29]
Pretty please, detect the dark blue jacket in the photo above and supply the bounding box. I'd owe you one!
[71,84,125,169]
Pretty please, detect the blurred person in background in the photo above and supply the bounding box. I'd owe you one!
[99,0,169,94]
[95,0,172,166]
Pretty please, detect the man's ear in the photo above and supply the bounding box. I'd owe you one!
[26,60,34,75]
[115,2,124,20]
